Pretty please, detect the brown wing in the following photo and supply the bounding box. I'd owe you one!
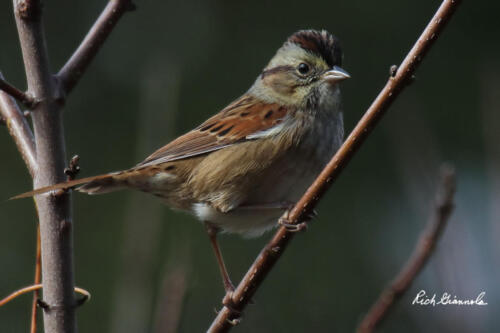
[138,95,290,167]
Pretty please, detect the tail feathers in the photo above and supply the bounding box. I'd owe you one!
[11,172,124,200]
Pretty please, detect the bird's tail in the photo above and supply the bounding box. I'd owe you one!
[11,171,130,200]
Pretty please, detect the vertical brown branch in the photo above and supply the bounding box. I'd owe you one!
[208,0,462,331]
[356,166,456,333]
[13,0,76,331]
[3,0,132,331]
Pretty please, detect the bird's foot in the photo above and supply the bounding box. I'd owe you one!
[278,209,317,232]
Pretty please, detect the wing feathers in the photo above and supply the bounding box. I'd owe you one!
[139,95,291,166]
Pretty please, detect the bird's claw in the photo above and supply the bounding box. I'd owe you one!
[278,209,318,232]
[279,219,308,232]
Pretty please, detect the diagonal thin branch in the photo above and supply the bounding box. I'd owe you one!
[0,75,34,107]
[356,166,456,333]
[0,72,36,177]
[57,0,135,95]
[208,0,462,331]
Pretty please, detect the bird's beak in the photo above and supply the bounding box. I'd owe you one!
[323,66,351,83]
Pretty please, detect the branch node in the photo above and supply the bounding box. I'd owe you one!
[389,65,398,77]
[64,155,81,180]
[36,298,50,310]
[52,155,81,197]
[226,318,241,326]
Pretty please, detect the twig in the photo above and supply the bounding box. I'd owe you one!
[356,166,456,333]
[30,226,42,333]
[57,0,135,95]
[0,284,91,307]
[208,0,462,331]
[0,72,36,177]
[0,75,34,107]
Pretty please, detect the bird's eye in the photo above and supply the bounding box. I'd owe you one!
[297,63,310,75]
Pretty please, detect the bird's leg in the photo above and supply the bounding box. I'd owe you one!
[205,223,235,293]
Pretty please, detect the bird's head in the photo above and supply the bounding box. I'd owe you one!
[252,29,350,109]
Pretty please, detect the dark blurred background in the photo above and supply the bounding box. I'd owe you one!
[0,0,498,332]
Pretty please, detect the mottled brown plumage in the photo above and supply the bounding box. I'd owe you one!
[13,29,350,293]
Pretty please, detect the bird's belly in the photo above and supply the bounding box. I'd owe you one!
[192,116,343,237]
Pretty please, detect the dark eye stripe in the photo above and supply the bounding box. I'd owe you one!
[261,65,294,78]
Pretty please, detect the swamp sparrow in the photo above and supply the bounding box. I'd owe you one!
[15,29,350,293]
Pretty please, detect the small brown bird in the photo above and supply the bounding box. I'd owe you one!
[14,29,350,294]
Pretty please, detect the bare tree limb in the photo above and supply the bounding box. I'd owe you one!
[0,75,34,107]
[13,0,75,331]
[0,72,36,177]
[208,0,462,331]
[57,0,135,96]
[356,166,456,333]
[3,0,133,331]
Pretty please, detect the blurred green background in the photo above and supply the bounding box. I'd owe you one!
[1,0,498,332]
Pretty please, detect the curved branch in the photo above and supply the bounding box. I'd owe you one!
[57,0,135,95]
[0,283,91,307]
[356,166,456,333]
[208,0,462,331]
[0,73,36,177]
